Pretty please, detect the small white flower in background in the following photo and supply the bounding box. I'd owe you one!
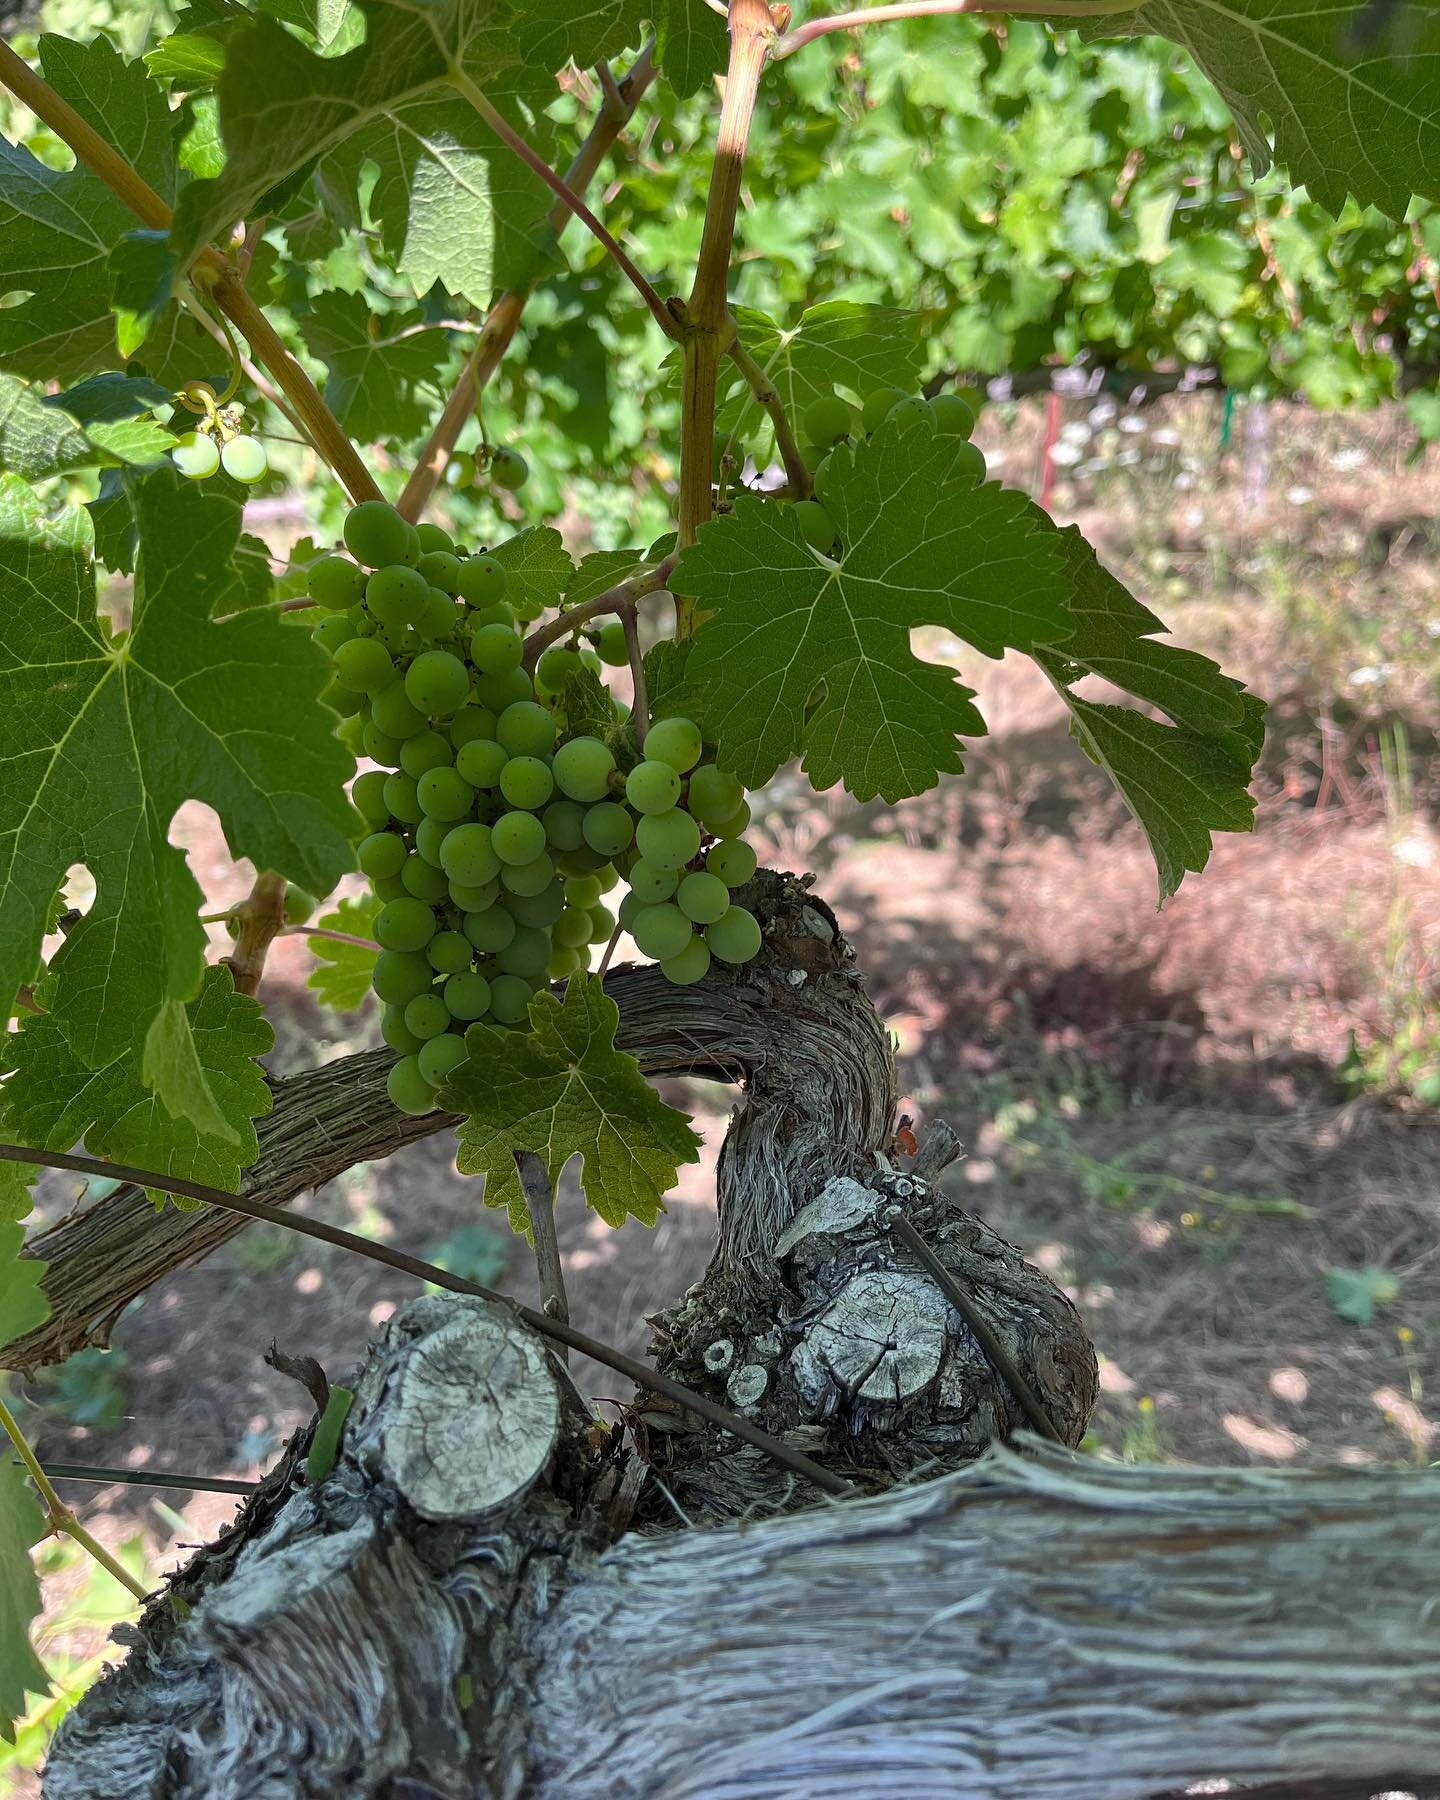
[1184,504,1205,528]
[1060,420,1091,445]
[1119,414,1146,434]
[1329,446,1368,472]
[1426,620,1440,638]
[1117,447,1142,466]
[984,447,1007,471]
[1285,485,1313,505]
[1393,833,1434,869]
[1348,664,1392,686]
[1152,427,1181,447]
[1174,471,1196,490]
[1051,441,1084,467]
[1089,401,1117,426]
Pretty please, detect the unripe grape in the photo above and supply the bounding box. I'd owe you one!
[345,501,414,569]
[593,863,620,893]
[415,522,454,553]
[418,550,463,592]
[372,874,406,904]
[475,667,533,712]
[628,858,678,904]
[446,451,476,489]
[449,878,499,912]
[587,903,616,943]
[710,799,752,839]
[579,646,602,675]
[313,613,357,656]
[504,880,566,928]
[221,434,268,483]
[552,736,616,803]
[456,554,507,608]
[488,973,533,1024]
[632,903,694,962]
[464,906,516,953]
[886,395,930,430]
[375,897,437,953]
[332,636,397,695]
[456,737,508,788]
[444,971,492,1021]
[319,679,363,718]
[500,755,554,811]
[535,645,582,693]
[400,854,449,904]
[687,764,743,824]
[792,499,838,555]
[803,394,857,447]
[337,713,367,754]
[399,729,452,778]
[370,682,427,740]
[555,845,609,877]
[707,839,758,887]
[351,770,391,828]
[660,937,711,986]
[862,386,907,433]
[406,650,470,718]
[553,906,593,948]
[677,870,730,925]
[404,991,452,1040]
[492,810,547,866]
[496,701,556,758]
[542,799,586,851]
[642,716,703,774]
[420,590,461,640]
[426,929,473,975]
[929,392,976,437]
[618,890,643,931]
[625,759,682,815]
[563,874,604,908]
[382,772,423,825]
[596,620,628,666]
[171,432,220,479]
[951,439,987,482]
[359,831,407,880]
[387,1055,437,1117]
[468,600,517,630]
[308,554,367,611]
[635,808,701,871]
[583,802,634,857]
[372,948,434,1005]
[418,1031,468,1085]
[440,822,501,886]
[414,815,450,867]
[489,446,529,490]
[381,1006,423,1055]
[549,945,585,979]
[365,563,429,630]
[706,905,763,964]
[499,852,556,897]
[470,622,523,675]
[417,766,475,822]
[497,926,551,978]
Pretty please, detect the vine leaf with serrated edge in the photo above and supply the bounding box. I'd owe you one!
[675,408,1074,803]
[0,375,174,483]
[0,1408,49,1744]
[440,975,702,1231]
[0,469,356,1089]
[298,292,452,443]
[306,894,380,1012]
[489,525,574,621]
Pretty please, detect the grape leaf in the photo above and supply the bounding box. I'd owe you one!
[0,1417,48,1743]
[490,526,574,622]
[50,376,175,467]
[1087,0,1440,217]
[0,1221,49,1357]
[298,292,451,442]
[2,966,273,1195]
[305,894,380,1011]
[441,975,701,1230]
[564,548,646,609]
[0,381,93,482]
[653,0,727,96]
[643,639,702,726]
[1035,530,1261,897]
[0,36,178,382]
[715,302,928,457]
[0,376,172,482]
[0,469,356,1074]
[675,409,1073,801]
[519,0,724,95]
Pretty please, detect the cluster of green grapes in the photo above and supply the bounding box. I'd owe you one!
[308,500,763,1118]
[444,442,530,494]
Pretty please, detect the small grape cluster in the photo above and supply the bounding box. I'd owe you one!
[169,383,269,486]
[309,500,763,1118]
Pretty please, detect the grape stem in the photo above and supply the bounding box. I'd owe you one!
[515,1151,569,1357]
[0,1143,858,1501]
[726,332,812,498]
[520,555,676,671]
[771,0,1145,55]
[0,39,381,506]
[624,603,650,741]
[595,919,625,981]
[221,872,289,998]
[282,924,381,952]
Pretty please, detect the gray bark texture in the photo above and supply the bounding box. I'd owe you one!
[31,873,1440,1796]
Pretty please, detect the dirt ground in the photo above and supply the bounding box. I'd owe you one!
[7,391,1440,1785]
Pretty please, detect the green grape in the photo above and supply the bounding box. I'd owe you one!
[563,873,603,908]
[415,522,454,555]
[312,614,357,656]
[404,992,452,1041]
[862,386,908,433]
[400,730,453,778]
[706,839,757,887]
[625,760,681,815]
[535,645,582,693]
[593,863,619,893]
[320,679,363,719]
[687,764,743,824]
[362,721,402,767]
[446,451,476,489]
[661,937,711,986]
[449,705,497,748]
[504,880,566,928]
[371,683,427,739]
[929,392,976,437]
[710,799,751,840]
[596,620,628,666]
[586,903,616,944]
[401,854,449,904]
[449,878,499,912]
[372,874,406,904]
[371,948,433,1005]
[418,1032,468,1085]
[552,735,615,802]
[418,550,463,592]
[456,737,508,788]
[345,501,414,569]
[632,903,694,962]
[337,713,367,755]
[426,929,473,974]
[706,905,763,964]
[420,590,461,640]
[812,453,839,504]
[308,554,367,611]
[643,716,704,773]
[488,973,533,1024]
[475,666,533,712]
[455,553,507,608]
[885,395,930,430]
[414,815,449,867]
[171,432,220,479]
[358,831,407,880]
[579,646,602,676]
[382,772,424,825]
[803,394,857,446]
[499,755,554,810]
[381,1005,423,1055]
[364,565,430,631]
[496,702,556,758]
[351,770,391,828]
[464,906,516,953]
[387,1055,437,1117]
[492,810,547,865]
[468,601,517,632]
[497,926,551,978]
[406,650,471,718]
[553,906,593,948]
[490,446,529,490]
[221,435,268,483]
[440,822,501,886]
[500,852,555,898]
[375,897,437,953]
[792,500,838,555]
[583,802,634,857]
[470,622,523,675]
[417,766,475,822]
[617,890,643,931]
[677,871,730,925]
[555,846,608,877]
[330,640,392,696]
[635,808,701,870]
[444,971,491,1021]
[627,859,677,904]
[542,799,586,852]
[548,945,585,979]
[951,439,987,482]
